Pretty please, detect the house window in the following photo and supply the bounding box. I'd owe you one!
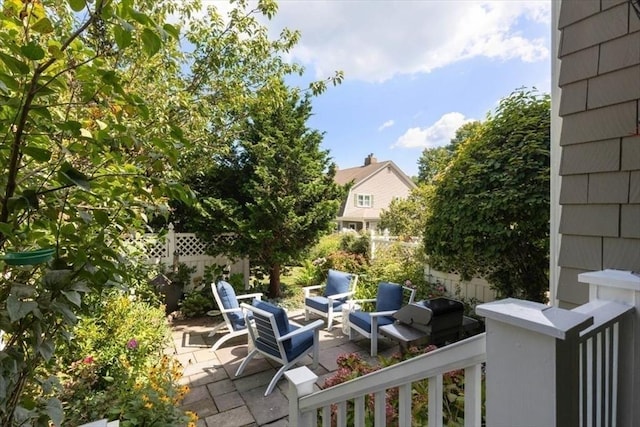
[356,194,373,208]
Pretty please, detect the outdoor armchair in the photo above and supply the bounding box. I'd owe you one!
[348,281,416,356]
[303,269,358,330]
[236,300,324,396]
[209,280,263,352]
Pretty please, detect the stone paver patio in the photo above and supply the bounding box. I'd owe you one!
[168,309,400,427]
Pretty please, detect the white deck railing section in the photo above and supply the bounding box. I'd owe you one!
[287,269,639,427]
[286,333,487,427]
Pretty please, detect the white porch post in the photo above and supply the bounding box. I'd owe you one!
[476,298,593,427]
[285,366,318,426]
[578,269,640,426]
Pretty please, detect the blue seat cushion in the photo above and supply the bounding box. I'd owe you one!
[254,323,315,361]
[376,282,404,312]
[324,269,353,300]
[349,311,395,334]
[305,296,344,314]
[217,281,245,331]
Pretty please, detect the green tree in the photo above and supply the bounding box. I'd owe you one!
[185,84,346,298]
[0,0,337,423]
[416,121,481,185]
[417,147,451,185]
[423,89,550,302]
[378,184,434,238]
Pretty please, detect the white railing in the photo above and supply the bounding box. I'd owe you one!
[287,269,638,427]
[286,333,487,427]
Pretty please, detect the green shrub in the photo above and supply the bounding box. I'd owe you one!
[180,290,215,318]
[54,293,196,425]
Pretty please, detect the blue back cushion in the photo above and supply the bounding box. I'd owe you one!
[324,269,352,297]
[217,281,245,330]
[252,300,289,338]
[376,282,403,312]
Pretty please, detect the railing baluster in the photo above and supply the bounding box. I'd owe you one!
[428,374,443,427]
[591,335,597,427]
[374,390,386,427]
[465,363,482,427]
[354,395,365,427]
[336,401,347,427]
[611,322,619,427]
[398,383,412,427]
[321,406,330,427]
[605,326,612,427]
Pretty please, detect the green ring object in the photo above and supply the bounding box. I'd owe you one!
[1,248,55,265]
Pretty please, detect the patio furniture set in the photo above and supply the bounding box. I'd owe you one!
[210,269,477,396]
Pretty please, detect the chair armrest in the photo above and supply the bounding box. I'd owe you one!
[220,306,243,315]
[369,310,397,317]
[279,320,324,341]
[236,293,263,301]
[326,290,355,301]
[302,285,324,297]
[348,298,377,304]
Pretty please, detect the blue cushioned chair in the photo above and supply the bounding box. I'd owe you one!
[348,282,416,356]
[303,269,358,330]
[236,300,324,396]
[209,281,263,351]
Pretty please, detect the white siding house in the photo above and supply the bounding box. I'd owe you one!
[334,154,415,231]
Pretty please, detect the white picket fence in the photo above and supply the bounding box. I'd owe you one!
[141,223,250,290]
[369,230,496,303]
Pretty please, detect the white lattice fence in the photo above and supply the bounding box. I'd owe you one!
[139,224,249,290]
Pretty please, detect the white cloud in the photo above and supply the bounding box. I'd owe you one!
[378,120,395,131]
[267,1,550,83]
[392,112,472,149]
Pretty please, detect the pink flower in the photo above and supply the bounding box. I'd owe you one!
[83,356,94,364]
[126,339,138,350]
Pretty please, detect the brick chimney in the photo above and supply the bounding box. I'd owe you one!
[364,153,377,166]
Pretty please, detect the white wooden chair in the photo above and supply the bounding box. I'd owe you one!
[303,269,358,330]
[348,282,416,356]
[236,300,324,396]
[209,281,262,351]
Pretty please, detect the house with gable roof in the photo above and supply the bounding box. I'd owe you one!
[333,153,416,231]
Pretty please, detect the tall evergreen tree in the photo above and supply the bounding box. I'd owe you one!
[188,83,346,298]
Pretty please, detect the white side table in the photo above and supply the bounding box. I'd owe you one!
[342,302,360,334]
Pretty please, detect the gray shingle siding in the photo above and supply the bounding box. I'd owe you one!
[557,0,640,306]
[560,4,627,55]
[602,238,640,268]
[630,171,640,202]
[587,65,640,109]
[559,174,588,204]
[621,137,640,170]
[559,205,619,236]
[559,80,587,115]
[558,1,600,28]
[559,139,620,173]
[598,32,640,73]
[558,46,599,86]
[560,102,636,145]
[621,205,640,238]
[558,235,602,270]
[587,171,630,203]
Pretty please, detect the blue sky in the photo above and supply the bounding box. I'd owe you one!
[209,1,552,177]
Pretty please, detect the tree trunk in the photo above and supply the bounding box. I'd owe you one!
[268,264,281,299]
